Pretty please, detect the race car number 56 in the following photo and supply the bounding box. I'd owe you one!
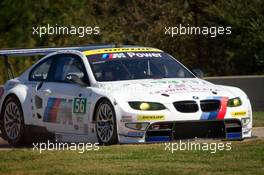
[73,98,87,114]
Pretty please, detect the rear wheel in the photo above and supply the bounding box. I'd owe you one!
[1,96,25,146]
[95,99,118,145]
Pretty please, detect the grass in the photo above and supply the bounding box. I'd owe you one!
[0,112,262,175]
[0,140,263,175]
[253,112,264,127]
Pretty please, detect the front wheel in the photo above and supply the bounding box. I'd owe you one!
[1,96,25,146]
[95,99,118,145]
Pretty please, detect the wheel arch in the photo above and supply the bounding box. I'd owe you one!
[0,85,28,122]
[92,96,119,145]
[0,93,23,120]
[0,93,24,141]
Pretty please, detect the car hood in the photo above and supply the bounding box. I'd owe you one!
[95,78,237,103]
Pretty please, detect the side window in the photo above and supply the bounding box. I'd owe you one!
[30,59,52,81]
[52,54,87,82]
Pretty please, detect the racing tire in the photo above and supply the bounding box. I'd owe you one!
[95,99,118,145]
[1,96,26,147]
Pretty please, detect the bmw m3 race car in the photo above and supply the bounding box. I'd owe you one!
[0,45,252,146]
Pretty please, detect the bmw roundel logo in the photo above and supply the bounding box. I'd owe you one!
[102,53,113,60]
[193,96,199,100]
[102,53,109,59]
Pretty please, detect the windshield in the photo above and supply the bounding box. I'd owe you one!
[87,52,195,82]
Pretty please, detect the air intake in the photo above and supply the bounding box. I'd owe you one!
[173,101,199,113]
[200,99,220,112]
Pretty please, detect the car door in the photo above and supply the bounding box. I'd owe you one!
[35,53,92,138]
[28,56,53,127]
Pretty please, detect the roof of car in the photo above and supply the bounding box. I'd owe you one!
[0,45,162,57]
[0,44,115,57]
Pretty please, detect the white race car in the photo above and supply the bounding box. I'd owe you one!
[0,45,252,146]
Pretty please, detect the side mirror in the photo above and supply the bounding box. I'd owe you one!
[66,73,87,86]
[191,69,204,79]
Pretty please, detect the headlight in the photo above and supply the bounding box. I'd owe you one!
[128,102,166,110]
[228,97,242,107]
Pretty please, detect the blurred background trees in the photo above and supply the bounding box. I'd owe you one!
[0,0,263,83]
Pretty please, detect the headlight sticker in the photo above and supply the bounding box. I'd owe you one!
[231,111,247,117]
[137,115,165,121]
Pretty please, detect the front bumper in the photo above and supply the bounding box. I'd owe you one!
[146,119,242,141]
[119,119,251,143]
[116,96,252,143]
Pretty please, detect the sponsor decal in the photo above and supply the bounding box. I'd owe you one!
[126,52,162,58]
[200,96,228,120]
[102,53,126,60]
[43,98,62,123]
[149,80,220,94]
[231,111,247,117]
[151,80,179,84]
[43,98,73,125]
[127,131,145,137]
[121,116,133,122]
[140,80,194,88]
[73,98,87,114]
[84,47,162,56]
[101,52,162,61]
[151,84,220,94]
[137,115,165,121]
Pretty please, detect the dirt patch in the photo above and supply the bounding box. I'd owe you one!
[252,127,264,138]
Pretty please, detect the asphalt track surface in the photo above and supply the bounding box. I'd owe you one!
[0,127,263,149]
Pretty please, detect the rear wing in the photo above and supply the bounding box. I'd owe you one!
[0,44,115,80]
